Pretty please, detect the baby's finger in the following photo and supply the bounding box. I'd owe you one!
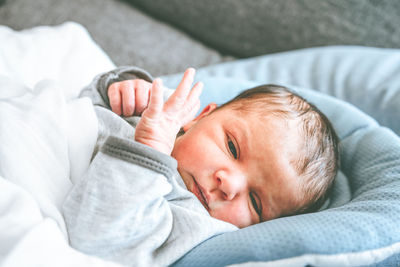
[121,81,135,117]
[135,80,151,115]
[108,83,122,116]
[185,81,203,109]
[182,99,201,126]
[169,68,195,105]
[147,78,164,116]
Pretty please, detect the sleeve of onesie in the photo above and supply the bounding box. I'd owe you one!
[62,135,177,262]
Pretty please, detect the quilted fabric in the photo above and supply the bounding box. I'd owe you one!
[161,47,400,266]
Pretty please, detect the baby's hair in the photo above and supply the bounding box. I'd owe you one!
[217,85,340,214]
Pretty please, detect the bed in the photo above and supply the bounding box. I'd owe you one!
[1,18,400,267]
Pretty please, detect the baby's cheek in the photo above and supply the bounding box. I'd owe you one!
[210,203,252,228]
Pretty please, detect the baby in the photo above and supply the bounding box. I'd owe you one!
[62,67,339,267]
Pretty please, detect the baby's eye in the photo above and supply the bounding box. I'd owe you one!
[227,137,238,159]
[250,193,261,217]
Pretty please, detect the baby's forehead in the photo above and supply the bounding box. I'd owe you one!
[220,104,302,129]
[218,104,302,145]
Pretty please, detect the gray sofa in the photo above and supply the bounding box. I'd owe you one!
[1,0,399,77]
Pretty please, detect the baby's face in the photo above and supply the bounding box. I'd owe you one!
[172,103,304,228]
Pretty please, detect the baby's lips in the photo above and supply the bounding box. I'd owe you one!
[192,176,209,210]
[197,182,210,210]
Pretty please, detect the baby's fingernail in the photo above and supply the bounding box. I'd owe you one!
[187,68,195,75]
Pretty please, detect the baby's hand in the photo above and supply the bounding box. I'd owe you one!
[135,68,203,155]
[107,79,152,116]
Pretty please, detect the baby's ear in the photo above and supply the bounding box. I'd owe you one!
[182,103,217,132]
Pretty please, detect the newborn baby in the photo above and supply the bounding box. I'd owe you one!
[62,67,339,267]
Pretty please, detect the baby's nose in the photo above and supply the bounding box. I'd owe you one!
[215,170,246,200]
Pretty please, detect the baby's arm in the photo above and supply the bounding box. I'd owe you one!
[62,134,181,265]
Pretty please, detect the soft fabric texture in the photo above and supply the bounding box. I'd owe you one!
[62,66,236,267]
[130,0,400,57]
[0,22,120,267]
[0,22,115,99]
[0,74,100,263]
[0,181,122,267]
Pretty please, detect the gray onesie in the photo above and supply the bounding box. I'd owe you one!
[62,66,237,267]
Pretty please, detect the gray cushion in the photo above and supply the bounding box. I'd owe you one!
[0,0,229,76]
[129,0,400,57]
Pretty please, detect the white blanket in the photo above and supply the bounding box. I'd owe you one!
[0,22,125,266]
[0,75,98,234]
[0,75,101,264]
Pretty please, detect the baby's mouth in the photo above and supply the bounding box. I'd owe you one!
[192,176,209,211]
